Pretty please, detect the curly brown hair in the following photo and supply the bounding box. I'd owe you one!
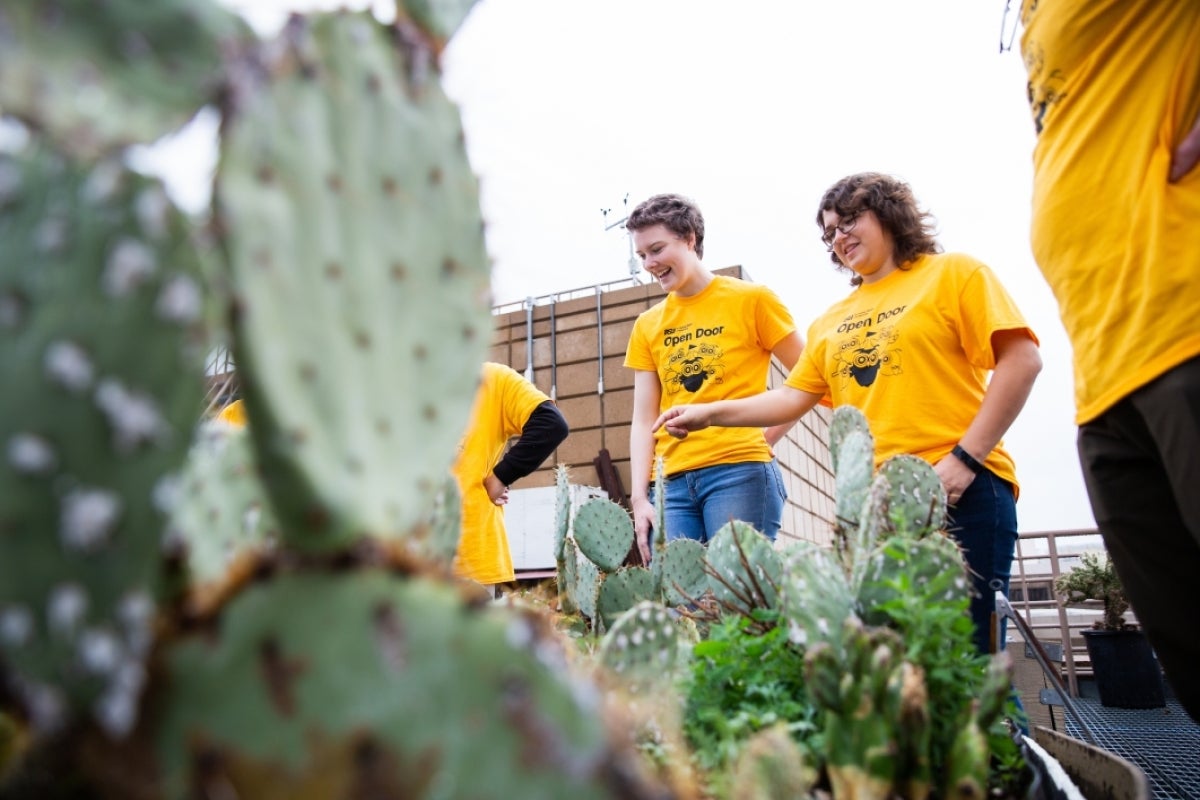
[626,193,706,259]
[816,173,940,286]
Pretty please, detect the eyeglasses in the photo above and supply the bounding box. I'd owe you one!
[821,213,860,251]
[999,0,1021,54]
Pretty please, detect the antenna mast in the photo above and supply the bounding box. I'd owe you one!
[601,193,641,282]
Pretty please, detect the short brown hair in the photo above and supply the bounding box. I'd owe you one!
[816,173,940,285]
[626,193,705,259]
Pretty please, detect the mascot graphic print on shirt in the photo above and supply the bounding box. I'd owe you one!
[664,337,727,395]
[831,322,902,388]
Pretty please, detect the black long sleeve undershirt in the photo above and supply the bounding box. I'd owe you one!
[491,401,569,487]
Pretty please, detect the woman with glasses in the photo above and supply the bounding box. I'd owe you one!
[624,193,805,564]
[655,173,1043,654]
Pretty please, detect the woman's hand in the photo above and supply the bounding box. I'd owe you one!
[653,404,712,439]
[483,473,509,506]
[934,451,977,506]
[631,496,656,564]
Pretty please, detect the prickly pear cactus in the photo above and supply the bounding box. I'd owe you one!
[778,540,857,650]
[596,567,656,629]
[804,620,909,800]
[597,601,680,683]
[553,464,571,563]
[878,454,946,537]
[729,723,816,800]
[943,654,1013,800]
[0,140,207,735]
[657,539,708,607]
[828,405,871,475]
[216,10,491,551]
[163,423,278,594]
[705,521,782,614]
[0,0,250,158]
[834,431,874,533]
[159,572,669,799]
[856,533,972,629]
[573,498,635,573]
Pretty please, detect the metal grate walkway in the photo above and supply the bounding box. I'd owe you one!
[1061,684,1200,800]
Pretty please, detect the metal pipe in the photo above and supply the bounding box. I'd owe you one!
[595,286,604,395]
[524,295,534,383]
[549,301,557,401]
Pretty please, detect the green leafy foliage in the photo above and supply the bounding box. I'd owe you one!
[682,612,821,783]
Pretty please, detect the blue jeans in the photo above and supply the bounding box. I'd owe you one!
[656,460,786,545]
[945,468,1019,655]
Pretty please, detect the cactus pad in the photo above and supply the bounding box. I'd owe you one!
[164,423,278,593]
[878,454,946,537]
[595,567,655,629]
[0,139,207,735]
[657,539,707,607]
[215,11,492,551]
[572,498,634,573]
[597,601,680,682]
[0,0,249,158]
[158,571,666,798]
[828,406,871,475]
[705,521,782,613]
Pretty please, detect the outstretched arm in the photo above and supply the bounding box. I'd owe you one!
[935,330,1042,503]
[763,331,806,447]
[655,385,822,440]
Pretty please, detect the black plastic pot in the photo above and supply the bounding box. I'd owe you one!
[1081,629,1165,709]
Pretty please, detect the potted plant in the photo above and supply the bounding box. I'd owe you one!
[1055,551,1165,709]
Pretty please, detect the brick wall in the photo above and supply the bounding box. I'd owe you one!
[491,267,836,547]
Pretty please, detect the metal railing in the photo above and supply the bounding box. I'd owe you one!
[1009,528,1107,698]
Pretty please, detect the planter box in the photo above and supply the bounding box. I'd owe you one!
[1029,726,1151,800]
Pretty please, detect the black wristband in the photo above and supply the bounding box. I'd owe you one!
[951,444,985,475]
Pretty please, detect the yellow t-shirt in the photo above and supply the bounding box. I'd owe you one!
[216,399,247,427]
[452,362,552,585]
[785,253,1037,491]
[1022,0,1200,424]
[624,275,797,476]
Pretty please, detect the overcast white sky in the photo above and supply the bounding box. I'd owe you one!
[171,0,1096,533]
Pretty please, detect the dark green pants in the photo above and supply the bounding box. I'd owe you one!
[1078,355,1200,723]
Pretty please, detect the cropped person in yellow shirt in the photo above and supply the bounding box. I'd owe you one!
[656,174,1043,655]
[624,194,805,563]
[1018,0,1200,720]
[210,366,567,596]
[452,362,568,592]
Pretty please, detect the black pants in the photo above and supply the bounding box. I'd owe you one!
[1077,355,1200,723]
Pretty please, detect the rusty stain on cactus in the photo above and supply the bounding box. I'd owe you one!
[421,405,436,422]
[428,166,443,186]
[413,343,427,361]
[365,72,382,94]
[255,165,275,184]
[441,258,460,280]
[326,174,342,193]
[374,418,391,436]
[325,262,342,281]
[299,362,317,383]
[258,637,306,717]
[353,330,371,350]
[390,262,407,281]
[381,175,398,196]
